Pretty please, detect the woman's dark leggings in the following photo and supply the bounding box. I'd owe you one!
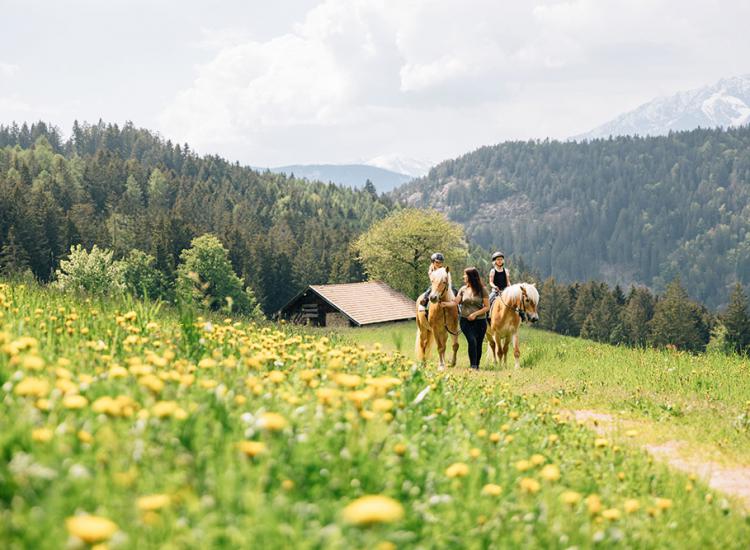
[460,317,487,367]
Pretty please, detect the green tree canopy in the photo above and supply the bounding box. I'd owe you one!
[176,234,262,318]
[355,209,467,299]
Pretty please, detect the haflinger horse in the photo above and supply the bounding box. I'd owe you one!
[415,267,459,369]
[487,283,539,369]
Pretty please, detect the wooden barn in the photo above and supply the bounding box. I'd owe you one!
[278,281,416,327]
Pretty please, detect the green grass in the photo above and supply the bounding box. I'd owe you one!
[2,282,750,549]
[334,321,750,466]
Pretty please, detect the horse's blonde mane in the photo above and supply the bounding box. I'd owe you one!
[501,283,539,307]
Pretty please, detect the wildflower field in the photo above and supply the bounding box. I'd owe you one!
[2,282,750,549]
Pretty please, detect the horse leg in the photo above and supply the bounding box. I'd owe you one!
[501,336,510,368]
[487,331,497,367]
[512,332,520,369]
[436,334,447,370]
[450,331,459,367]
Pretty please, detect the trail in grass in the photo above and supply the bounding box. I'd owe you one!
[568,409,750,510]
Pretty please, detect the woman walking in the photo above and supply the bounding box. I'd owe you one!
[442,267,490,369]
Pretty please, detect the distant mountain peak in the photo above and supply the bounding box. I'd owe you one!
[576,74,750,140]
[365,155,433,178]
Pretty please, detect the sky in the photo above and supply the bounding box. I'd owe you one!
[2,0,750,170]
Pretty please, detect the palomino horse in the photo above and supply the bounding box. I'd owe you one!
[487,283,539,369]
[415,267,459,369]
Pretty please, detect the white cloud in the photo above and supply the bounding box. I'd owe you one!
[160,0,750,166]
[0,62,20,78]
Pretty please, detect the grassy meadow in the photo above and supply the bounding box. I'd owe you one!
[2,281,750,548]
[332,321,750,466]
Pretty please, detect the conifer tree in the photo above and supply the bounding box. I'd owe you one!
[649,279,711,352]
[539,277,572,334]
[723,283,750,355]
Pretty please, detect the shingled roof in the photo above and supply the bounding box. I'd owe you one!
[304,281,416,326]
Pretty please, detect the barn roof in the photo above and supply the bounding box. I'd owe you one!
[282,281,417,326]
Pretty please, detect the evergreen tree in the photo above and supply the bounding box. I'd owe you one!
[580,292,622,344]
[723,283,750,355]
[538,277,572,334]
[622,287,655,347]
[571,282,604,336]
[649,279,711,352]
[0,228,31,275]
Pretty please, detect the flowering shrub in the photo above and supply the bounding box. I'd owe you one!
[53,244,125,294]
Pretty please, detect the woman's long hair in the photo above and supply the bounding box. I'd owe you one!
[465,267,484,295]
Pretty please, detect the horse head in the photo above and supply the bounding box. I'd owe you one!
[519,284,540,323]
[429,267,451,303]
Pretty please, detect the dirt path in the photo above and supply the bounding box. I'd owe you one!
[569,409,750,510]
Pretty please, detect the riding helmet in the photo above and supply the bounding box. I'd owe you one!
[431,252,445,262]
[491,251,505,260]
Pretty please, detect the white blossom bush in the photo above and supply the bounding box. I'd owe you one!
[53,244,125,295]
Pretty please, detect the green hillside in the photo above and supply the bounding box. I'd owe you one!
[0,121,391,314]
[392,126,750,308]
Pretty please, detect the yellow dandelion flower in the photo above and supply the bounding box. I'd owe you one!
[342,495,404,526]
[137,494,171,512]
[151,401,179,418]
[32,427,54,442]
[63,395,89,409]
[625,429,638,437]
[14,377,50,398]
[560,490,582,506]
[259,412,287,431]
[519,478,541,494]
[586,494,602,515]
[469,448,481,459]
[489,432,501,443]
[334,373,362,388]
[65,515,118,544]
[481,484,503,496]
[594,438,608,448]
[540,464,560,482]
[655,498,673,510]
[445,462,469,478]
[515,460,532,472]
[78,430,93,444]
[372,398,394,412]
[22,355,45,371]
[238,441,267,457]
[281,479,295,491]
[602,508,621,521]
[530,454,546,466]
[393,443,407,456]
[267,370,286,383]
[624,499,640,514]
[548,434,559,443]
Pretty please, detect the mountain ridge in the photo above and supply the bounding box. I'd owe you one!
[576,74,750,140]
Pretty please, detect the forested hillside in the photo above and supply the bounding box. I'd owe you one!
[0,121,391,313]
[393,126,750,307]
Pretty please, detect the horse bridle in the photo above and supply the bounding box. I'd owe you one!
[500,285,530,322]
[431,278,459,336]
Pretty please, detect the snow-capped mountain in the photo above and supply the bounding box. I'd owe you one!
[365,154,434,178]
[576,74,750,140]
